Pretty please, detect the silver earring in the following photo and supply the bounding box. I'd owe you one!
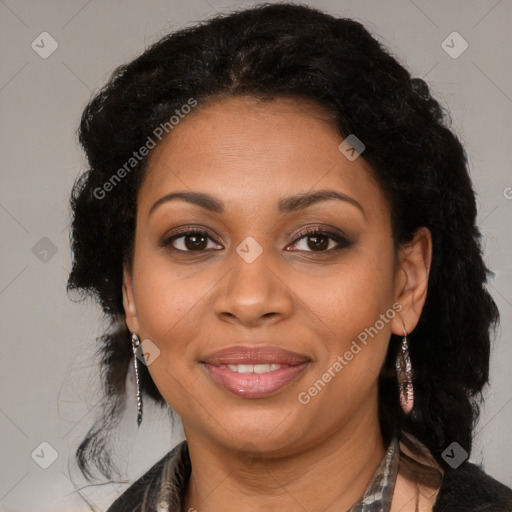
[396,326,414,415]
[131,332,143,427]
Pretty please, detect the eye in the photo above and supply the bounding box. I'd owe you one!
[161,228,223,252]
[161,226,351,254]
[287,227,351,253]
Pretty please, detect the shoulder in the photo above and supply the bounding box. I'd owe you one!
[105,441,187,512]
[434,460,512,512]
[397,433,512,511]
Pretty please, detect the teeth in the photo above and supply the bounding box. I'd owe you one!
[227,363,283,373]
[254,364,272,374]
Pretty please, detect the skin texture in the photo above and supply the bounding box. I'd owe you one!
[122,96,433,511]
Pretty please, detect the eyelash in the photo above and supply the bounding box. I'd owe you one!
[160,226,351,254]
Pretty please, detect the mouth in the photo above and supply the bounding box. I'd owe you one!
[200,345,311,398]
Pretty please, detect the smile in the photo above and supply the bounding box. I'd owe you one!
[201,345,311,398]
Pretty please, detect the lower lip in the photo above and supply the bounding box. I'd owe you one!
[202,362,310,398]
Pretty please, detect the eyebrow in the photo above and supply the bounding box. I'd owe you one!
[148,189,365,218]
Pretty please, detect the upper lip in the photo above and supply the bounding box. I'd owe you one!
[201,345,310,366]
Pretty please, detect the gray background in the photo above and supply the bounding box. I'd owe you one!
[1,0,511,510]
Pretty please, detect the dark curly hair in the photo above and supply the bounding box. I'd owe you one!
[67,2,499,484]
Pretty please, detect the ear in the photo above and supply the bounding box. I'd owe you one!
[391,227,432,335]
[122,264,140,334]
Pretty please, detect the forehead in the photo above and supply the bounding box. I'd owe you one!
[137,96,388,220]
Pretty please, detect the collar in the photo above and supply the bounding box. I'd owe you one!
[349,436,400,511]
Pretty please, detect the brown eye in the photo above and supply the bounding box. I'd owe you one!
[287,228,351,253]
[308,233,331,251]
[182,232,208,251]
[162,229,223,252]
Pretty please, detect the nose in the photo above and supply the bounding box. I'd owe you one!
[213,244,294,327]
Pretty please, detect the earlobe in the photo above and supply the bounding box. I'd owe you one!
[122,266,140,333]
[391,227,432,335]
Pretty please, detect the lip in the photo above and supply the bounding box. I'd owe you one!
[202,345,310,366]
[201,345,311,398]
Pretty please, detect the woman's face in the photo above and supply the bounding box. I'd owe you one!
[123,96,426,456]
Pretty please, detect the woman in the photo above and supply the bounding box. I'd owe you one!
[67,3,512,511]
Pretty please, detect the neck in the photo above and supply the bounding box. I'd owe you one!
[182,402,386,512]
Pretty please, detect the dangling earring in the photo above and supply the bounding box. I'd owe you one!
[131,332,143,427]
[396,326,414,414]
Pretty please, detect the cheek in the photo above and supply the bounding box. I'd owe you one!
[294,252,396,420]
[308,241,396,345]
[131,253,210,413]
[131,246,212,361]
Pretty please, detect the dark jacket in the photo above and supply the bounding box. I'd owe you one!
[106,440,512,512]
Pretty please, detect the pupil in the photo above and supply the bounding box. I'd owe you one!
[309,235,328,251]
[186,234,207,250]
